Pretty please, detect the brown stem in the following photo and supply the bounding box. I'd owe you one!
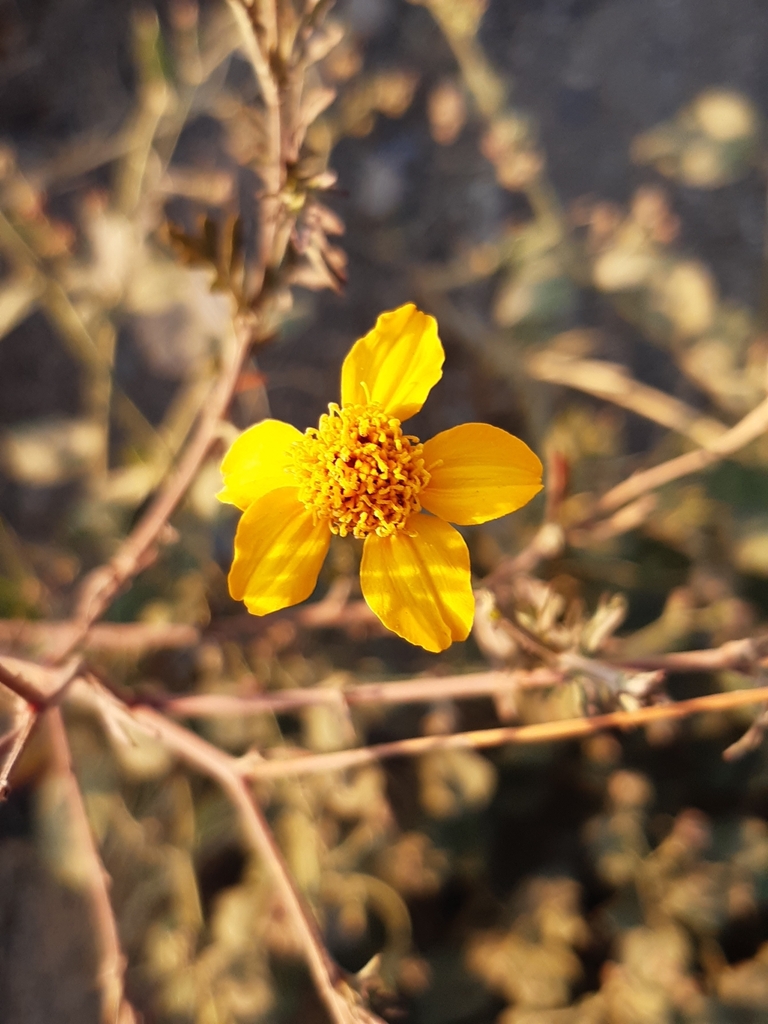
[487,393,768,583]
[0,654,81,707]
[45,316,256,664]
[609,636,768,672]
[0,620,201,656]
[595,394,768,516]
[101,692,381,1024]
[0,6,356,1024]
[526,351,728,447]
[210,596,385,641]
[2,653,768,1024]
[224,0,283,298]
[0,597,381,658]
[41,0,300,667]
[0,706,36,798]
[235,682,768,780]
[163,667,564,718]
[46,707,138,1024]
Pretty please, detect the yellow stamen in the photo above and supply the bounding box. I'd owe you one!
[290,402,430,539]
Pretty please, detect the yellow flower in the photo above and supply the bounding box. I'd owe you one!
[218,304,543,652]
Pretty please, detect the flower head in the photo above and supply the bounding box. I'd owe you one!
[290,401,430,538]
[218,304,543,652]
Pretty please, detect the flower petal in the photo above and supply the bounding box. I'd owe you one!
[229,487,330,615]
[218,419,301,511]
[341,304,444,421]
[360,515,474,652]
[421,423,543,525]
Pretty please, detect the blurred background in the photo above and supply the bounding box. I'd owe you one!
[4,0,768,1022]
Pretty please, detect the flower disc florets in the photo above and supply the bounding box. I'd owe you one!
[290,402,430,539]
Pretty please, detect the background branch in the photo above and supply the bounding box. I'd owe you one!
[46,706,138,1024]
[83,680,383,1024]
[47,317,258,663]
[236,682,768,779]
[595,393,768,516]
[162,667,564,717]
[526,350,729,447]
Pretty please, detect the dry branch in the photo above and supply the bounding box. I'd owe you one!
[0,620,200,656]
[163,667,564,718]
[46,318,257,663]
[0,599,383,659]
[1,640,767,1024]
[68,676,381,1024]
[526,350,728,447]
[0,704,36,797]
[0,3,378,1021]
[236,682,768,780]
[0,653,384,1023]
[46,707,138,1024]
[611,636,768,672]
[3,5,767,1024]
[596,394,768,516]
[488,391,768,584]
[129,701,380,1024]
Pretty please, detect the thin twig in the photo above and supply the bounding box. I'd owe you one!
[0,706,36,798]
[723,704,768,761]
[24,657,750,1024]
[569,494,658,545]
[46,707,138,1024]
[0,620,200,656]
[163,668,564,718]
[45,317,257,663]
[113,11,169,215]
[486,523,567,581]
[0,590,379,657]
[526,350,728,447]
[609,636,768,672]
[43,0,292,665]
[0,210,102,371]
[73,679,382,1024]
[235,682,768,780]
[595,394,768,516]
[0,654,82,707]
[0,5,363,1024]
[30,673,768,783]
[224,0,283,298]
[210,595,385,640]
[488,393,768,583]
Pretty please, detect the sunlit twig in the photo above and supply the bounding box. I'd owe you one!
[235,682,768,780]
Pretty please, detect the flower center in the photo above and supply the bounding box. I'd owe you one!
[290,402,430,539]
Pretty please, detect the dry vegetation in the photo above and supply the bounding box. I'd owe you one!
[3,1,768,1022]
